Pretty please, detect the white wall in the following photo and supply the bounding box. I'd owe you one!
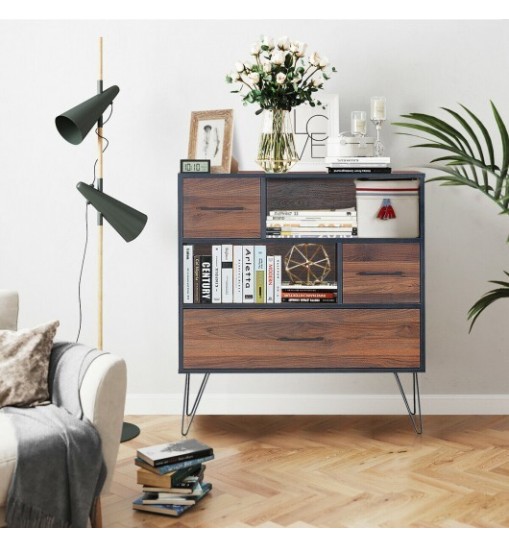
[1,20,509,414]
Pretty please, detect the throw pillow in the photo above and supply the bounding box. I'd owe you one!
[0,320,59,408]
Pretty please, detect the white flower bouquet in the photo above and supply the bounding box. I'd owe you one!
[226,35,337,114]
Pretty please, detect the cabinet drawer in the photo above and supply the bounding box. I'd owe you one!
[343,243,420,304]
[183,309,420,371]
[183,178,261,238]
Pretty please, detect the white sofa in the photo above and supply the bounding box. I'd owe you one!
[0,290,127,526]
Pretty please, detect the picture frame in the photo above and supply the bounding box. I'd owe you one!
[187,109,235,173]
[291,93,338,171]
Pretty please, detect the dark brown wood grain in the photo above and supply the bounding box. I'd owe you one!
[343,243,420,304]
[183,308,420,370]
[267,179,356,211]
[183,178,261,237]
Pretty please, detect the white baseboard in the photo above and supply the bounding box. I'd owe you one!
[125,393,509,415]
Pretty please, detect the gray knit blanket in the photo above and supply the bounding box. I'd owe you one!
[2,342,107,528]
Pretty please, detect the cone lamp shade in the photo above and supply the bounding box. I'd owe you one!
[76,182,148,242]
[55,85,120,145]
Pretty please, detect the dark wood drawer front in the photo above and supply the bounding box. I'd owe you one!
[183,309,420,371]
[343,243,420,304]
[183,178,261,238]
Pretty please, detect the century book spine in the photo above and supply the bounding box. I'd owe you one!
[200,256,212,304]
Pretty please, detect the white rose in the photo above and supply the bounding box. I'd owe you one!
[230,71,241,82]
[309,52,321,66]
[262,35,274,50]
[290,41,307,57]
[312,75,324,87]
[251,43,261,55]
[263,62,272,73]
[318,56,329,68]
[276,72,286,84]
[234,61,245,73]
[249,72,260,84]
[272,51,285,65]
[277,36,290,50]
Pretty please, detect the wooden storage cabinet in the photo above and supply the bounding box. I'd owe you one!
[179,172,425,375]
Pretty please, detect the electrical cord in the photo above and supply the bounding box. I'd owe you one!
[75,102,114,343]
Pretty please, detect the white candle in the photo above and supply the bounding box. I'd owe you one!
[352,118,367,135]
[371,97,386,121]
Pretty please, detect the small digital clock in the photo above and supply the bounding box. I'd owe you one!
[180,159,211,173]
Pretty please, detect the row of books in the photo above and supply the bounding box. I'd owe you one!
[183,244,281,304]
[325,155,392,174]
[183,244,338,304]
[132,438,214,517]
[266,208,357,239]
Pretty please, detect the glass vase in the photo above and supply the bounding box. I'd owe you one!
[256,109,298,174]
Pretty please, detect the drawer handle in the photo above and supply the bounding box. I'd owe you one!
[277,336,324,342]
[358,271,404,276]
[198,206,245,211]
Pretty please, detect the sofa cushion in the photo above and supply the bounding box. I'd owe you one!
[0,321,59,408]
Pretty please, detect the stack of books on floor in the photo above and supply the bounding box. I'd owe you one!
[325,156,391,174]
[132,438,214,517]
[281,282,337,303]
[266,208,357,239]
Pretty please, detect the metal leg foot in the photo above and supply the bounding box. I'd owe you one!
[181,373,210,437]
[393,372,423,435]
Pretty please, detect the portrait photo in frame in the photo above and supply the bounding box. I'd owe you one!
[187,109,236,173]
[291,93,339,171]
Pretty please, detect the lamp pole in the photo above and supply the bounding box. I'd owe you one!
[97,36,104,351]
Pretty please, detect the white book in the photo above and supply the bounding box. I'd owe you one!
[266,256,275,304]
[221,244,233,303]
[255,246,266,304]
[212,245,222,303]
[269,208,355,216]
[233,245,243,303]
[325,156,391,164]
[267,220,357,228]
[183,245,194,304]
[274,256,282,303]
[242,245,255,303]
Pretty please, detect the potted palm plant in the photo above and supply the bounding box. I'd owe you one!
[394,102,509,330]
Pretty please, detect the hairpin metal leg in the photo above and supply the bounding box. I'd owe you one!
[181,373,210,437]
[393,372,423,434]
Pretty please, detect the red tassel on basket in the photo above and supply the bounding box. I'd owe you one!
[377,198,396,220]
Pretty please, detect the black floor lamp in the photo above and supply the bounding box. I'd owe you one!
[55,37,147,443]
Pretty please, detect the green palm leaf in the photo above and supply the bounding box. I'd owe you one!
[468,274,509,332]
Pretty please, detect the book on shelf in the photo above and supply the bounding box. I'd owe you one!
[266,255,274,304]
[242,245,255,303]
[200,255,212,304]
[266,220,357,228]
[255,245,266,304]
[134,454,214,475]
[274,255,282,304]
[325,156,391,164]
[269,208,356,217]
[193,255,201,303]
[136,438,213,468]
[233,245,243,303]
[327,167,392,174]
[183,245,193,304]
[221,244,233,303]
[211,245,222,303]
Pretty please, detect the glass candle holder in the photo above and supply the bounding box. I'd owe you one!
[370,97,387,156]
[351,111,367,136]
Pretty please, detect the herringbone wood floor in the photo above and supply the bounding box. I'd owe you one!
[102,415,509,528]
